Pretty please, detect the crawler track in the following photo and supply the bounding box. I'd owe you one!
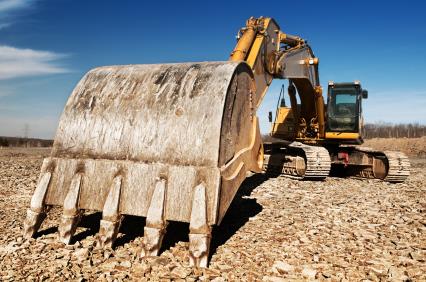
[264,142,331,180]
[354,147,410,183]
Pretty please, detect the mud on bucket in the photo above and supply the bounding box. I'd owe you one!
[23,61,264,267]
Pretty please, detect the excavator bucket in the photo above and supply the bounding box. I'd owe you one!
[23,61,263,267]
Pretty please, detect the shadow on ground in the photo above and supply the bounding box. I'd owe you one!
[72,212,102,244]
[34,173,271,257]
[208,173,268,258]
[119,172,270,255]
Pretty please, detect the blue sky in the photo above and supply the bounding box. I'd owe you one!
[0,0,425,138]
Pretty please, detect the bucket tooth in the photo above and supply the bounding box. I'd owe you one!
[23,172,52,238]
[141,178,168,257]
[97,175,123,248]
[189,183,211,268]
[58,174,83,244]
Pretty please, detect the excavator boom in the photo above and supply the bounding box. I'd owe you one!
[229,17,325,139]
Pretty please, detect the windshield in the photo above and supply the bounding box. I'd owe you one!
[327,87,359,132]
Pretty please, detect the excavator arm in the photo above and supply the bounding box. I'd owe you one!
[229,17,325,139]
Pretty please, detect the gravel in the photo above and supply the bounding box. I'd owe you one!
[0,147,425,281]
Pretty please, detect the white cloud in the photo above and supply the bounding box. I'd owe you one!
[0,0,34,30]
[0,2,69,79]
[0,45,70,79]
[0,0,32,13]
[0,22,10,29]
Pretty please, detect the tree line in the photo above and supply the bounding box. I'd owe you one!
[0,137,53,147]
[363,122,426,139]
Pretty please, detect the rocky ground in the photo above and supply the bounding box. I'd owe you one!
[364,137,426,158]
[0,147,425,281]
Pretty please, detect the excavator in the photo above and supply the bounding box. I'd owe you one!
[265,80,410,182]
[22,17,410,267]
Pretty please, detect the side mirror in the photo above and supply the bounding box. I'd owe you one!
[268,111,273,122]
[362,90,368,99]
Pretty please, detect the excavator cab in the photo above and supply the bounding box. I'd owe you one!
[325,81,368,144]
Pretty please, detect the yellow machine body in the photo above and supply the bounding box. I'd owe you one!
[270,107,296,140]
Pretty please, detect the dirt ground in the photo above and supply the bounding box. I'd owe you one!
[364,137,426,157]
[0,143,425,281]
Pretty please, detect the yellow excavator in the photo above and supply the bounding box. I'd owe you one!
[23,17,410,267]
[267,80,409,182]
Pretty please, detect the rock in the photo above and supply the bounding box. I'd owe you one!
[73,248,89,262]
[302,266,316,279]
[132,262,151,277]
[170,266,191,279]
[1,148,426,281]
[16,237,23,244]
[101,261,118,270]
[272,261,294,274]
[119,260,131,268]
[216,264,233,272]
[103,249,113,259]
[262,276,286,282]
[409,251,424,262]
[369,265,387,277]
[388,266,409,280]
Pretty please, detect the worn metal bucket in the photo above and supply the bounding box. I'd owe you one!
[23,61,263,267]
